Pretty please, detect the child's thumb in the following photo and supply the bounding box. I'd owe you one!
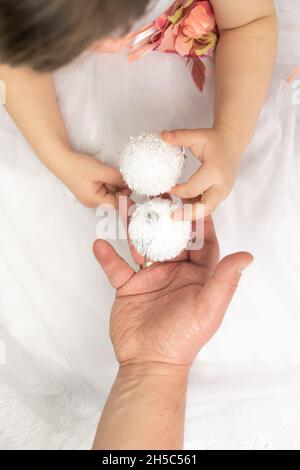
[162,129,205,148]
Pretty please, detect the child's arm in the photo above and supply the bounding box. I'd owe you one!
[0,65,126,208]
[163,0,277,219]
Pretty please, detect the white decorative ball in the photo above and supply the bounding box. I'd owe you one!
[120,133,185,197]
[129,198,192,262]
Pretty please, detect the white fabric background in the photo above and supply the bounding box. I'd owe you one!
[0,0,299,449]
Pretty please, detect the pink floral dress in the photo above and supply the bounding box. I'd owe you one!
[92,0,218,91]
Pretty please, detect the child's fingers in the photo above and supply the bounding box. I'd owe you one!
[105,184,118,195]
[172,186,224,221]
[121,188,132,197]
[171,165,213,199]
[162,129,202,147]
[98,192,118,209]
[201,186,224,216]
[172,203,204,222]
[106,184,131,197]
[98,163,127,188]
[95,184,118,209]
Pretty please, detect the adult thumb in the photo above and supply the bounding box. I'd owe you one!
[197,252,254,335]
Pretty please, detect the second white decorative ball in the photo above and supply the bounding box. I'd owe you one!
[129,198,192,262]
[120,133,185,197]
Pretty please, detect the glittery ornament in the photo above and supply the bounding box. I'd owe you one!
[129,198,192,262]
[120,133,185,196]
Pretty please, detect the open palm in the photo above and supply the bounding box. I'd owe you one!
[94,216,252,369]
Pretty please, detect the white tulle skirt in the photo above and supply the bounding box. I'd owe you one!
[0,0,300,450]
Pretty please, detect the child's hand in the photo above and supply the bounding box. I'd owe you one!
[162,128,243,220]
[60,152,129,208]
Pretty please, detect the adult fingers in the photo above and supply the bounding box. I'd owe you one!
[93,240,135,289]
[119,198,145,267]
[189,216,220,275]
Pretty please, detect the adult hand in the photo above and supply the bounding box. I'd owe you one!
[94,215,253,374]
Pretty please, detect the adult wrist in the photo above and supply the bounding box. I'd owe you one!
[115,362,189,410]
[118,361,191,379]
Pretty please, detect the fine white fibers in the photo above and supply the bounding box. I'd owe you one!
[129,198,192,262]
[120,133,185,196]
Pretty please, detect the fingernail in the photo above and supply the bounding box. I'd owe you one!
[162,131,171,141]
